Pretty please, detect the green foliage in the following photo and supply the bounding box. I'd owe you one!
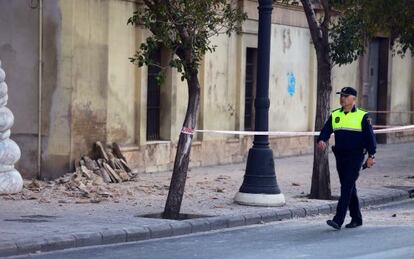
[330,0,414,65]
[329,9,366,65]
[128,0,247,82]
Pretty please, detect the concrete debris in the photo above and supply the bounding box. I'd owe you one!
[54,141,137,199]
[25,179,42,192]
[215,187,225,193]
[215,175,230,181]
[4,142,138,203]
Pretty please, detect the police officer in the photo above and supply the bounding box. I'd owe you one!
[317,86,376,230]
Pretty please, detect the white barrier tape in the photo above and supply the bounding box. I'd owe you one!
[368,111,414,114]
[195,125,414,136]
[372,125,402,128]
[373,125,414,134]
[195,129,319,136]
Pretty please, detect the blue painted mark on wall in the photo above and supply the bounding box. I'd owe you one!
[287,72,296,96]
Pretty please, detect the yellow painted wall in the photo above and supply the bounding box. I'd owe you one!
[59,0,141,150]
[106,0,138,145]
[200,34,239,141]
[389,52,413,125]
[330,62,360,111]
[269,25,312,131]
[45,0,73,158]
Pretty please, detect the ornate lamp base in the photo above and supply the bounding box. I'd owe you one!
[234,192,285,207]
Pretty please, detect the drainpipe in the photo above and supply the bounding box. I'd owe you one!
[37,0,43,179]
[412,60,414,124]
[412,62,414,125]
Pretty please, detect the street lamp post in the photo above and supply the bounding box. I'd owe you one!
[234,0,285,206]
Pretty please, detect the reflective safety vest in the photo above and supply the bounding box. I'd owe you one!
[331,108,367,132]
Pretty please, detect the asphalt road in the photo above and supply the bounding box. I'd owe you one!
[15,199,414,259]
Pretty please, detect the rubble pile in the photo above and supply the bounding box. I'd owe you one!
[72,141,135,184]
[1,142,138,203]
[52,141,137,201]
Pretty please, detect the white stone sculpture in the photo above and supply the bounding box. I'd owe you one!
[0,60,23,194]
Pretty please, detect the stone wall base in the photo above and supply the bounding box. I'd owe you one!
[385,131,414,144]
[121,136,315,174]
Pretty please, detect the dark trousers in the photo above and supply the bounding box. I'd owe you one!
[332,152,364,226]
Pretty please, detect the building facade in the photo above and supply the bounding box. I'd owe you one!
[0,0,413,179]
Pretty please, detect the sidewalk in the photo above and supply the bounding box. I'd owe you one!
[1,142,413,257]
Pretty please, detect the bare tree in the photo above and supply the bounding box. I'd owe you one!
[300,0,333,199]
[128,0,246,219]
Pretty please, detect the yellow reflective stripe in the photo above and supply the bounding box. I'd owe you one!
[333,127,362,132]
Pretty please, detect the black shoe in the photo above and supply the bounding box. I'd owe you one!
[345,221,362,228]
[326,220,341,230]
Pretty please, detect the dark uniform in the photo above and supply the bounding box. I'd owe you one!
[318,105,376,227]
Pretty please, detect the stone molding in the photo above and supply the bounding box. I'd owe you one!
[0,60,23,194]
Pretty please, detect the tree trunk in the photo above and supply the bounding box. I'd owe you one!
[300,0,333,200]
[163,70,200,219]
[309,54,332,199]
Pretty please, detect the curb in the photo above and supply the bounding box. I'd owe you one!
[0,189,410,257]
